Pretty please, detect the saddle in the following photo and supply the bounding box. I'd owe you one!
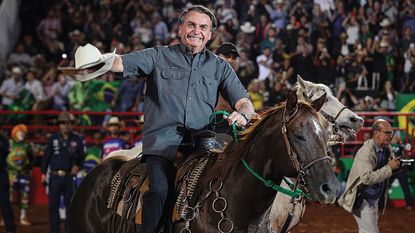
[106,130,221,225]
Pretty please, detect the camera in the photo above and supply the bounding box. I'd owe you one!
[393,143,414,167]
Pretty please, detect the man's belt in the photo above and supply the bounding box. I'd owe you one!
[51,170,71,177]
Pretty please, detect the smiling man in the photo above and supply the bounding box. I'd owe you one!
[107,4,254,233]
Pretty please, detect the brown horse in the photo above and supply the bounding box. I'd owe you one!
[67,91,340,233]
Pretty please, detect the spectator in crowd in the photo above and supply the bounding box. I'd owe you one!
[41,112,85,233]
[7,43,33,68]
[370,38,389,91]
[24,69,48,110]
[236,48,256,88]
[270,0,287,31]
[214,42,242,146]
[6,124,33,226]
[0,67,24,110]
[0,133,16,233]
[50,74,74,111]
[248,79,265,111]
[151,12,169,43]
[36,9,61,44]
[338,119,401,233]
[94,4,255,232]
[112,78,145,112]
[101,116,129,160]
[402,42,415,92]
[266,80,287,107]
[256,47,273,81]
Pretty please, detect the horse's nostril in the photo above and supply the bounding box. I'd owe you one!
[350,116,358,123]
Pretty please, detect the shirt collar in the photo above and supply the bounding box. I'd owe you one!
[179,43,207,56]
[374,143,384,153]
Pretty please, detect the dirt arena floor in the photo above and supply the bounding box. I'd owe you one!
[1,203,414,233]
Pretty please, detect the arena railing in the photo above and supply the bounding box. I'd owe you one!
[342,111,415,159]
[0,110,413,158]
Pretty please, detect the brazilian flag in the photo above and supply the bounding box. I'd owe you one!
[396,94,415,136]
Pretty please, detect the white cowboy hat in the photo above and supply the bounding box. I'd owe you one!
[58,43,116,82]
[379,18,391,27]
[240,21,256,33]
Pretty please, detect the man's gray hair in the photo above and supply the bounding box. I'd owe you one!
[178,4,217,32]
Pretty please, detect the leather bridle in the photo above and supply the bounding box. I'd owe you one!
[281,104,332,177]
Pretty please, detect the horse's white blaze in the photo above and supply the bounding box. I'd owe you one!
[312,118,324,137]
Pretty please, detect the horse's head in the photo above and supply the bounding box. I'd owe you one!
[273,90,340,204]
[296,75,364,141]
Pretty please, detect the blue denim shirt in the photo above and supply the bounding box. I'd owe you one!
[121,44,248,160]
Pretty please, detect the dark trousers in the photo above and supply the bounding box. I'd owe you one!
[141,155,176,233]
[48,175,74,233]
[392,169,413,207]
[0,171,16,233]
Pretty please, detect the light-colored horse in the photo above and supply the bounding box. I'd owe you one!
[260,76,364,233]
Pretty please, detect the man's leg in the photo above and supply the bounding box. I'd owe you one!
[63,175,75,232]
[141,155,175,233]
[353,200,379,233]
[0,171,16,233]
[48,176,63,233]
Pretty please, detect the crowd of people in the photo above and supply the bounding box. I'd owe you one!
[0,0,414,118]
[0,0,415,232]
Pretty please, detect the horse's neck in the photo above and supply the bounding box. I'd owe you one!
[219,144,283,226]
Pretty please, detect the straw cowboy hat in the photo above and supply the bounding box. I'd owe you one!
[57,111,76,123]
[104,116,125,130]
[58,43,116,82]
[240,21,256,33]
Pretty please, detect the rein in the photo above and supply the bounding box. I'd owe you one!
[208,111,317,199]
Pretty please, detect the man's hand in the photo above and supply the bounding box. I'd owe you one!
[388,157,401,171]
[224,111,249,127]
[41,174,47,187]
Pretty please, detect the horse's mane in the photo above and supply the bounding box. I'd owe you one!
[202,101,316,185]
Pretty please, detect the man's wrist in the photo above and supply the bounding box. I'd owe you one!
[239,112,251,123]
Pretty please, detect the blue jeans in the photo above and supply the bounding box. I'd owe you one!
[141,155,176,233]
[48,174,74,233]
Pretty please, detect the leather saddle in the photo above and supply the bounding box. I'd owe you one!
[106,130,221,224]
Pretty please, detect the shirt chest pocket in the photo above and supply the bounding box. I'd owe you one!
[161,70,188,94]
[199,75,219,101]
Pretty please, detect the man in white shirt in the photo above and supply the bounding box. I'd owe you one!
[0,67,24,109]
[256,47,273,81]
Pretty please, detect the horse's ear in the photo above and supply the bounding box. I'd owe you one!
[285,90,298,119]
[297,75,306,89]
[311,92,326,112]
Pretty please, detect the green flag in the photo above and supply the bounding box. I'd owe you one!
[396,94,415,136]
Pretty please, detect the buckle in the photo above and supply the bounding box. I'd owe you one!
[57,170,66,176]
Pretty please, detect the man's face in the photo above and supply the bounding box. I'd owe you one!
[374,123,393,147]
[59,121,72,134]
[178,10,212,53]
[219,53,237,70]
